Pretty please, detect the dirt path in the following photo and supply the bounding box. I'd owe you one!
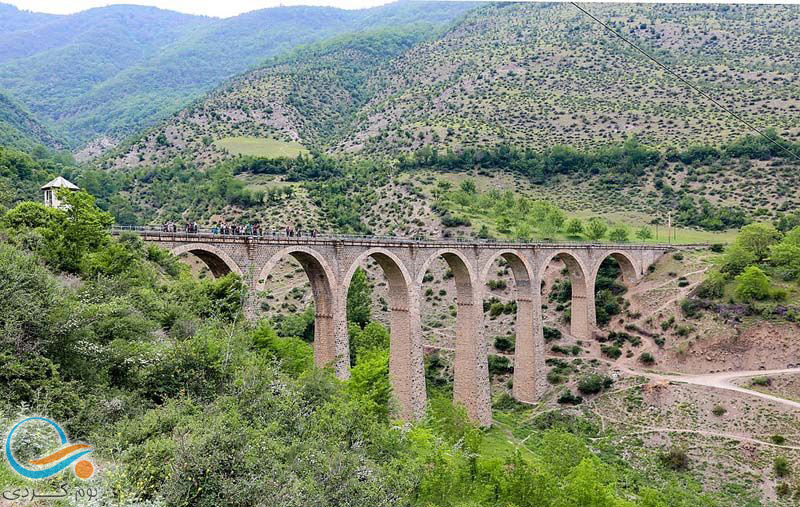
[661,368,800,409]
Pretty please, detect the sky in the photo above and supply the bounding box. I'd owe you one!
[5,0,401,18]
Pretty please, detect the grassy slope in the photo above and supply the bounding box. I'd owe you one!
[215,136,308,158]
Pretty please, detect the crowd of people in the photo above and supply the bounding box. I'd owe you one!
[160,222,318,238]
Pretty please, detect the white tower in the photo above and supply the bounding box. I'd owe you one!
[41,176,79,209]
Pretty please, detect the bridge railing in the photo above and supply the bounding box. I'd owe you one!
[110,225,696,249]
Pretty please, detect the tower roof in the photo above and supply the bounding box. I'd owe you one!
[41,176,79,190]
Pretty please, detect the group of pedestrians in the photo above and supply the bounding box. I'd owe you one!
[160,221,318,238]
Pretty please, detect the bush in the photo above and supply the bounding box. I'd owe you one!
[601,345,622,359]
[493,335,515,352]
[751,376,771,387]
[557,390,583,405]
[660,446,689,471]
[775,456,791,478]
[639,352,655,365]
[543,327,562,342]
[712,404,726,416]
[734,266,771,302]
[577,374,612,395]
[772,435,787,445]
[680,298,702,318]
[488,354,513,376]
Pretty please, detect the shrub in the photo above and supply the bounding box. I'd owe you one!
[735,265,771,301]
[543,327,562,342]
[771,435,786,445]
[493,335,515,352]
[660,446,689,471]
[601,345,622,359]
[751,376,771,387]
[680,298,702,318]
[486,279,507,290]
[488,355,513,376]
[672,252,684,261]
[577,374,613,395]
[557,390,583,405]
[775,456,791,478]
[639,352,655,365]
[711,404,726,416]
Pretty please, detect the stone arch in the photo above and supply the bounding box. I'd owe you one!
[344,248,424,420]
[170,243,243,278]
[419,248,491,426]
[256,246,342,374]
[593,250,640,285]
[480,250,544,404]
[538,251,591,340]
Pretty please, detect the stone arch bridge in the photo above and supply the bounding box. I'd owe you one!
[115,227,674,426]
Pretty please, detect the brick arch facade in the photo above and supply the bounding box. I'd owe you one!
[170,243,243,278]
[124,228,675,426]
[342,248,425,420]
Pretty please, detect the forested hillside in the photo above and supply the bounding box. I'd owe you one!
[109,2,800,169]
[0,1,479,148]
[0,91,62,151]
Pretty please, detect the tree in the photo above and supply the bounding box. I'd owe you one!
[734,265,771,301]
[541,207,565,237]
[636,226,652,241]
[346,267,371,328]
[347,348,392,421]
[585,218,608,241]
[351,321,389,360]
[720,243,757,276]
[565,218,584,237]
[770,242,800,280]
[608,226,629,242]
[736,223,781,261]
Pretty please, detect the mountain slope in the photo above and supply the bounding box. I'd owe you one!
[0,91,62,151]
[108,2,800,169]
[104,27,437,170]
[0,1,479,148]
[342,2,800,155]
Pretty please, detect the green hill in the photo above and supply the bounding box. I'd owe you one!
[0,90,62,151]
[0,1,480,148]
[108,2,800,168]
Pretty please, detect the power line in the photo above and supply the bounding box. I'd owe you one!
[570,2,800,163]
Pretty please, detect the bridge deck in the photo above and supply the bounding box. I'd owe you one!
[112,226,687,250]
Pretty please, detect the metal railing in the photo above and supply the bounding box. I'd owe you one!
[110,225,695,250]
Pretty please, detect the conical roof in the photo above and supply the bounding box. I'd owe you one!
[41,176,79,190]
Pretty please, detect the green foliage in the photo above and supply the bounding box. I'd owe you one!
[347,266,372,327]
[734,266,771,302]
[660,446,690,471]
[608,226,629,242]
[770,226,800,280]
[350,321,390,366]
[252,322,313,375]
[488,354,513,376]
[493,334,515,352]
[585,218,608,241]
[274,305,315,342]
[565,218,584,237]
[774,456,791,478]
[719,243,757,276]
[636,226,653,241]
[577,374,613,395]
[348,348,392,422]
[736,223,781,261]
